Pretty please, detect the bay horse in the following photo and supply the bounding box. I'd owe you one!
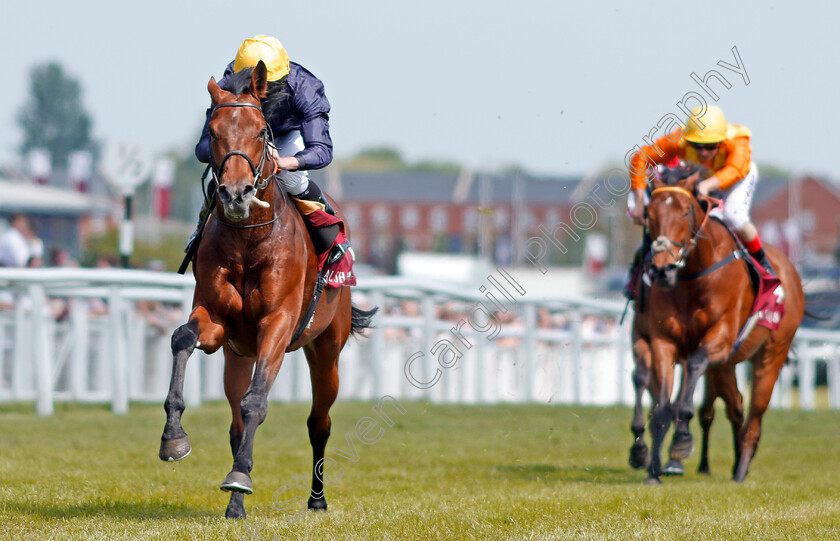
[159,61,376,519]
[639,167,804,485]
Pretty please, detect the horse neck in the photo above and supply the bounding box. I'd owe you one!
[681,206,735,276]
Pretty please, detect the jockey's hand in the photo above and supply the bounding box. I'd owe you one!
[696,176,720,197]
[268,146,300,171]
[630,188,647,226]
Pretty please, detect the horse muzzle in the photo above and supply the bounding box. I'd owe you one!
[651,263,678,288]
[217,184,258,221]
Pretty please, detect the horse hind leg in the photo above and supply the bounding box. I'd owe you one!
[734,347,784,482]
[302,326,344,511]
[712,365,744,479]
[697,370,720,475]
[160,321,199,462]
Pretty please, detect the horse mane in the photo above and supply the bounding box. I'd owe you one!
[658,162,707,186]
[224,67,291,128]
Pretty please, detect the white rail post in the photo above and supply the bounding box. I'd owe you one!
[109,285,129,414]
[422,292,438,402]
[617,314,631,406]
[798,349,814,410]
[370,290,385,399]
[520,302,536,402]
[570,308,583,404]
[829,345,840,410]
[70,298,89,400]
[182,285,202,408]
[12,296,31,400]
[30,283,53,417]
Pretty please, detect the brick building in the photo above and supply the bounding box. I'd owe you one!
[310,170,582,271]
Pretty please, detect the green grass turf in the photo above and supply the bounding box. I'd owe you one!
[0,400,838,540]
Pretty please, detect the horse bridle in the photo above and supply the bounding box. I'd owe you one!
[208,101,286,229]
[209,102,273,190]
[648,186,711,269]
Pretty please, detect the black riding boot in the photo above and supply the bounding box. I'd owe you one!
[750,247,777,278]
[291,181,350,266]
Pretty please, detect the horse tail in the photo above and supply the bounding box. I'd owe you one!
[350,305,378,336]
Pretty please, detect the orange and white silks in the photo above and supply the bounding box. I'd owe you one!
[629,123,753,191]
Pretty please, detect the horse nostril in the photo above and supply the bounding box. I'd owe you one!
[242,185,254,196]
[217,185,230,202]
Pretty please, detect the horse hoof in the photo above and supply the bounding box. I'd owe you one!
[628,443,651,470]
[644,477,662,486]
[662,459,684,476]
[308,496,328,511]
[159,435,191,462]
[669,436,695,460]
[220,471,253,494]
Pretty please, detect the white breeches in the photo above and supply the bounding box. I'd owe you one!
[714,162,759,231]
[273,131,310,196]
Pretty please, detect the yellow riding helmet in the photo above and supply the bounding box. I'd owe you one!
[683,105,727,144]
[233,35,290,82]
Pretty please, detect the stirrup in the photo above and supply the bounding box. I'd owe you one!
[325,240,350,267]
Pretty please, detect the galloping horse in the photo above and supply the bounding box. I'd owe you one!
[159,61,376,519]
[639,167,803,485]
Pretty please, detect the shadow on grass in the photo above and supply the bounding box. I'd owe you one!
[493,463,641,485]
[6,499,217,520]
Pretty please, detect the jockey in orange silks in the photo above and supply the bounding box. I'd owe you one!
[626,105,774,280]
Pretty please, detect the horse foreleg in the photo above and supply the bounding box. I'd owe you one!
[220,362,280,495]
[645,341,676,485]
[223,348,256,519]
[221,319,290,496]
[629,338,651,470]
[734,352,783,482]
[671,348,710,460]
[160,321,199,461]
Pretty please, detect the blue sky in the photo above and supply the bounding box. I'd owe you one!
[1,1,838,179]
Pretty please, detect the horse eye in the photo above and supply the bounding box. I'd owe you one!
[209,130,217,140]
[259,129,267,139]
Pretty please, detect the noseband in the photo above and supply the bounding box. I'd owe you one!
[209,102,273,191]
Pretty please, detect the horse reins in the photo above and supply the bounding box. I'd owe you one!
[208,101,286,230]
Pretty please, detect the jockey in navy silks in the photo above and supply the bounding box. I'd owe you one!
[190,35,350,273]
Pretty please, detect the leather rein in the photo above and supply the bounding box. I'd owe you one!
[208,101,286,230]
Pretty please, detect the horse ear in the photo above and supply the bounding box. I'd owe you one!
[208,77,224,105]
[250,61,268,99]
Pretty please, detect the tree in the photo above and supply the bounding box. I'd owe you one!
[16,62,97,167]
